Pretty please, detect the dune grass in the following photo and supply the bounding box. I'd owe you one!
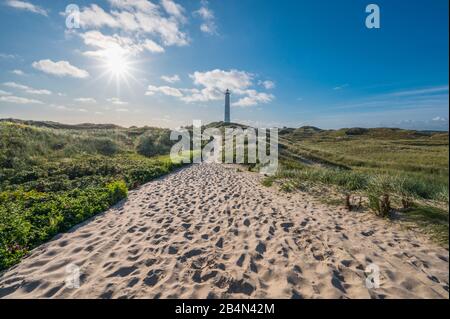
[274,128,449,244]
[0,121,186,270]
[399,205,449,246]
[1,120,448,268]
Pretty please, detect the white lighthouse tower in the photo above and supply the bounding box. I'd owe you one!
[224,89,230,123]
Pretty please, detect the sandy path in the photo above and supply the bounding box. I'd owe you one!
[0,163,448,299]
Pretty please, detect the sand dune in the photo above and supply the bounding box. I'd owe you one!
[0,163,448,299]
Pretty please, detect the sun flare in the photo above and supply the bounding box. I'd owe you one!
[104,49,130,77]
[94,47,141,93]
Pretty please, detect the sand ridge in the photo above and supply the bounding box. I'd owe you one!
[0,163,448,298]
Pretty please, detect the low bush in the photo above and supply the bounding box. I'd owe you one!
[261,178,273,187]
[0,153,185,270]
[107,180,128,204]
[136,131,173,157]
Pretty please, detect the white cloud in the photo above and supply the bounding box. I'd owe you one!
[107,97,128,105]
[333,84,349,90]
[389,85,449,97]
[195,6,214,20]
[49,104,70,111]
[146,69,274,107]
[80,31,165,57]
[199,23,214,34]
[194,1,217,35]
[32,59,89,78]
[76,1,189,48]
[260,80,275,90]
[0,53,16,59]
[161,0,186,22]
[11,69,25,76]
[51,105,67,110]
[25,89,51,95]
[0,90,12,96]
[135,10,189,46]
[161,74,180,83]
[5,0,48,16]
[74,97,97,104]
[146,85,183,97]
[3,82,28,90]
[233,90,274,107]
[142,39,165,53]
[330,84,449,114]
[191,69,253,93]
[48,104,91,113]
[80,31,139,57]
[432,116,447,122]
[0,95,43,104]
[77,4,119,29]
[108,0,157,13]
[116,108,130,112]
[3,81,51,95]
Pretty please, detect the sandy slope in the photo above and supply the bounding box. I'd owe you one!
[0,163,448,299]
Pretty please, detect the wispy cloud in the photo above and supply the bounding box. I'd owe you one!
[48,104,92,113]
[259,80,275,90]
[432,116,447,122]
[107,97,128,105]
[333,83,349,90]
[146,85,183,97]
[0,95,43,104]
[327,85,449,118]
[161,0,186,23]
[161,74,180,83]
[32,59,89,78]
[5,0,48,16]
[3,81,51,95]
[0,53,16,59]
[194,0,217,35]
[388,85,449,97]
[10,69,25,76]
[74,97,97,104]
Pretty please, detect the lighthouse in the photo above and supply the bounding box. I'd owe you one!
[224,89,230,123]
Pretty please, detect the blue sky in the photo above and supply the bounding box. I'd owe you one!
[0,0,448,130]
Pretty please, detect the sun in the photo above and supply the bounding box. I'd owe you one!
[90,47,141,94]
[104,49,131,78]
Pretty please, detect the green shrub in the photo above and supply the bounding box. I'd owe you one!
[280,181,296,192]
[0,122,189,270]
[368,193,391,217]
[0,154,183,271]
[0,203,32,269]
[107,180,128,204]
[136,131,173,157]
[261,178,273,187]
[91,138,119,156]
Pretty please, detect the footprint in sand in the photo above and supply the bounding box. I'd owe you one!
[0,163,447,299]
